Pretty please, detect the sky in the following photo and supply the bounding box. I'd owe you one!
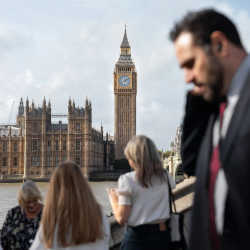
[0,0,250,150]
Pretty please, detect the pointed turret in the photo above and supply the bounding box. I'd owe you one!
[31,100,35,110]
[25,97,29,113]
[117,26,134,65]
[85,97,89,107]
[68,98,72,113]
[42,97,46,112]
[48,100,51,109]
[18,98,24,116]
[120,25,130,49]
[101,122,103,138]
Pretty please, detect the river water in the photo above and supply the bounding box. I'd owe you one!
[0,181,117,229]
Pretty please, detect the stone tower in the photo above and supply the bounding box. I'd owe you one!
[21,98,51,178]
[67,98,92,175]
[114,27,137,159]
[0,96,109,179]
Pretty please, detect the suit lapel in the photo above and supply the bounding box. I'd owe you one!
[198,113,217,188]
[220,72,250,165]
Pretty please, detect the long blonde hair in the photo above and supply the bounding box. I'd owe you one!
[124,135,165,188]
[41,161,103,248]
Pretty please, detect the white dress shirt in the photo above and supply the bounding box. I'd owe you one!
[213,54,250,234]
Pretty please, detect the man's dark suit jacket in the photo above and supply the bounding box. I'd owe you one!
[181,72,250,250]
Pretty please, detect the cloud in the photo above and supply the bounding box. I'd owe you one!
[0,24,32,57]
[0,0,250,149]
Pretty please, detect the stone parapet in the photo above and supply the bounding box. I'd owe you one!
[172,176,195,212]
[0,178,195,249]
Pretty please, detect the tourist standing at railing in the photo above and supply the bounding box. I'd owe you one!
[30,160,110,250]
[170,8,250,250]
[0,180,43,250]
[108,135,175,250]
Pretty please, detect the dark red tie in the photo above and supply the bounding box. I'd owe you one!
[209,102,227,250]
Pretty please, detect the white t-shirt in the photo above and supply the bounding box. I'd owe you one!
[118,171,175,227]
[30,210,110,250]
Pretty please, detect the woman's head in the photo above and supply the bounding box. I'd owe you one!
[18,180,42,212]
[124,135,164,187]
[48,160,87,203]
[42,160,103,248]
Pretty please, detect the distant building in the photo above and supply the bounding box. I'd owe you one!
[0,27,138,178]
[173,125,182,156]
[0,97,114,178]
[167,125,183,181]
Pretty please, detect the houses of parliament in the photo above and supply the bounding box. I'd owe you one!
[0,28,137,178]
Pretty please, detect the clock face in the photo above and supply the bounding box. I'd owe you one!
[119,75,130,87]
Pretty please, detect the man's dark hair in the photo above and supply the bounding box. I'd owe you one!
[169,8,244,49]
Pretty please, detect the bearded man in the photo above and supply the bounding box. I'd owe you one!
[170,8,250,250]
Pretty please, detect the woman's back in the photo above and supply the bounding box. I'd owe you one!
[118,171,175,226]
[108,135,175,250]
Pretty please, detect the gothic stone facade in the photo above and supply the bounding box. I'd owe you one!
[114,28,137,159]
[0,28,136,178]
[0,98,114,178]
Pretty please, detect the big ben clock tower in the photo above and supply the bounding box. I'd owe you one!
[114,27,137,159]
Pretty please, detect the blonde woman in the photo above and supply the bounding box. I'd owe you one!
[0,180,43,250]
[30,161,110,250]
[108,135,175,250]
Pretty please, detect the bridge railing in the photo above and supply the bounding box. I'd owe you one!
[0,177,195,250]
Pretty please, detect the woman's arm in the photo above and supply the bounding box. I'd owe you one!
[108,188,131,225]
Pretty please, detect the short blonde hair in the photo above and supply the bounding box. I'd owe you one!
[18,180,42,208]
[124,135,165,188]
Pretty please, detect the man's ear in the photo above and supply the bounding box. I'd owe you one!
[210,31,228,56]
